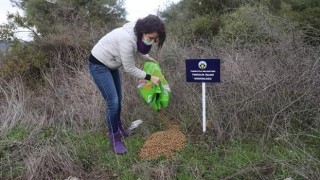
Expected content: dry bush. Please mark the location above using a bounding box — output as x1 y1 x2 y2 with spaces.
157 6 320 141
0 77 30 134
154 7 320 177
21 144 113 179
24 146 84 180
0 55 107 179
0 56 104 135
39 66 103 129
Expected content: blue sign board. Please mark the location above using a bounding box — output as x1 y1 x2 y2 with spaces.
186 59 220 82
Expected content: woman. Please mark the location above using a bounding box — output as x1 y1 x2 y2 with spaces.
88 15 166 154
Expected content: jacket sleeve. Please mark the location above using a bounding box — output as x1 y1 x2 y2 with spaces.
119 39 147 79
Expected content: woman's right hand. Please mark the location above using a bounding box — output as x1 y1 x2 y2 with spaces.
150 76 160 85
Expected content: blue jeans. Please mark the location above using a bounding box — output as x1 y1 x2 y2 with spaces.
89 62 122 133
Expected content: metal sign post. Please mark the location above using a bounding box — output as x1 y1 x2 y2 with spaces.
202 82 206 132
186 59 220 132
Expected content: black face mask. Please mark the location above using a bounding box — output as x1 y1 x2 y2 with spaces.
137 39 152 54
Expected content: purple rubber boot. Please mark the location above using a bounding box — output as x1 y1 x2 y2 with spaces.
109 130 127 155
119 120 133 138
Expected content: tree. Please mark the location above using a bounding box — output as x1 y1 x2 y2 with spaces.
0 0 127 81
160 0 243 40
8 0 126 38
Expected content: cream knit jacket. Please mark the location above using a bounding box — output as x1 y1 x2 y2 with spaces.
91 21 150 79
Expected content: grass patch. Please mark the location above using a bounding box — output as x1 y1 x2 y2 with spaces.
0 126 29 179
173 139 269 179
1 124 319 179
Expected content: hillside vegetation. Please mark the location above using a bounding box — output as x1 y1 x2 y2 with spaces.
0 0 319 179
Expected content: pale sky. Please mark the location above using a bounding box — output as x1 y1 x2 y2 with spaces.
0 0 180 40
0 0 17 24
125 0 180 21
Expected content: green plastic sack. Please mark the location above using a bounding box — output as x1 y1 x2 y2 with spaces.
138 62 171 111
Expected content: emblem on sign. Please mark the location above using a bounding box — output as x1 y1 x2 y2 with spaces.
198 61 207 69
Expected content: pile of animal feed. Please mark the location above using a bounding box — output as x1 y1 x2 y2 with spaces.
139 121 186 160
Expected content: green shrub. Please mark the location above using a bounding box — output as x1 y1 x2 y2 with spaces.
0 41 47 80
217 5 301 46
189 15 220 39
218 5 265 45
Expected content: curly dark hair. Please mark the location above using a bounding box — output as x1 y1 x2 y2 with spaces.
134 14 166 49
